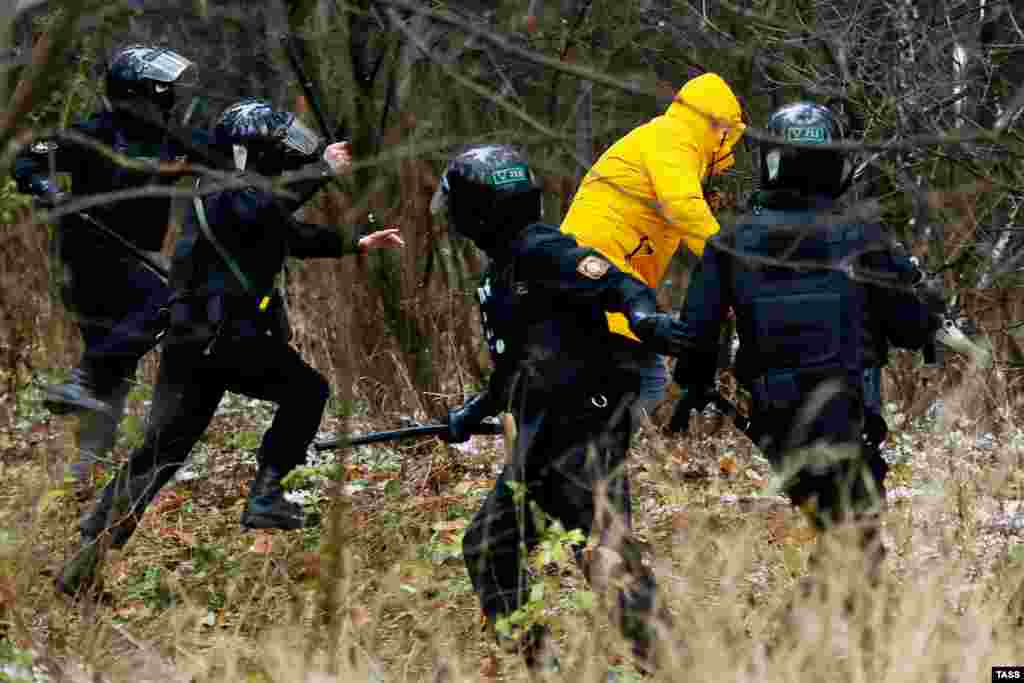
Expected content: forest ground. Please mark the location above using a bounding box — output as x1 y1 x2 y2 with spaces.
2 357 1024 682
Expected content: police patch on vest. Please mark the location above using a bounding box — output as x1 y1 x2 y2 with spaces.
577 255 610 280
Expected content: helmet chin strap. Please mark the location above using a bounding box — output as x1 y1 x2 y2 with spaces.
233 145 248 171
765 149 781 181
429 183 449 217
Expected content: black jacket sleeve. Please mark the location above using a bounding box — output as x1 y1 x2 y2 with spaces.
475 355 519 418
278 162 334 213
287 220 362 258
222 182 361 259
510 225 659 316
860 247 939 352
672 237 730 390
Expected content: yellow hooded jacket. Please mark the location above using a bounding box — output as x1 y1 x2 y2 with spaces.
561 72 745 339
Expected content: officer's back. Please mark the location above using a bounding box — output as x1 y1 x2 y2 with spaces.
722 196 933 409
673 102 939 544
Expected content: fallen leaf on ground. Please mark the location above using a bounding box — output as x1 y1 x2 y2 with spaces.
432 519 467 533
116 601 148 618
250 533 273 554
479 654 499 680
744 468 766 485
454 480 489 495
108 560 130 583
150 491 185 515
158 527 196 547
349 605 371 628
719 455 738 477
0 573 15 608
296 552 320 579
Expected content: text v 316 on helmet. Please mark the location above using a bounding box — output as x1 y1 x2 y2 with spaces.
760 102 852 199
430 144 543 253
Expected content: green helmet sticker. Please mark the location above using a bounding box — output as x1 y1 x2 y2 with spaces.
784 126 829 144
490 164 531 188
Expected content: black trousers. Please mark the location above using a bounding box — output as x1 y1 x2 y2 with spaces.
463 372 659 644
59 223 170 387
755 378 888 529
60 240 170 466
80 332 329 546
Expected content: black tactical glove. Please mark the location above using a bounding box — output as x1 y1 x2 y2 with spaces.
28 177 67 210
916 276 948 320
444 392 493 444
628 310 688 356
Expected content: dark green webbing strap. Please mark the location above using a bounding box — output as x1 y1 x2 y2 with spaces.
192 183 252 294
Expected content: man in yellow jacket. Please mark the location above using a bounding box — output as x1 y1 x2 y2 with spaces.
561 72 745 412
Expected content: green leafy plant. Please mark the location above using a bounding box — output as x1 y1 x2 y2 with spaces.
493 481 588 639
125 566 174 610
0 179 32 226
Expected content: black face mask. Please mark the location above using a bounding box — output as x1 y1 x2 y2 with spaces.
150 82 176 113
258 150 317 177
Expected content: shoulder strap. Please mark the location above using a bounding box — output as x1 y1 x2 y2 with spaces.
192 180 252 293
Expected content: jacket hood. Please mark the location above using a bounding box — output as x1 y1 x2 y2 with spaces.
666 73 745 176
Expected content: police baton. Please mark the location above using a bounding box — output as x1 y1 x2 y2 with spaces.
74 212 170 283
280 33 337 143
313 421 504 451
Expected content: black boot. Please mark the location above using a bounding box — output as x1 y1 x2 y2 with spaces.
55 535 104 599
43 366 114 417
241 465 304 530
62 378 130 491
493 622 558 674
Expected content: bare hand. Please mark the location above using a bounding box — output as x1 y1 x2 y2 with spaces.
357 227 405 253
323 142 352 176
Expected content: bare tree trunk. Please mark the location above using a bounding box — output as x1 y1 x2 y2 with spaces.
0 0 17 106
574 79 593 187
948 0 1024 287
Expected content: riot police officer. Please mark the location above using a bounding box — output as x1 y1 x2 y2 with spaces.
12 45 211 484
670 102 941 579
56 99 403 596
432 145 686 673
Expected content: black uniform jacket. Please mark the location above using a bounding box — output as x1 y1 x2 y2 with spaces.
673 194 937 399
474 222 660 414
13 109 213 253
166 174 360 347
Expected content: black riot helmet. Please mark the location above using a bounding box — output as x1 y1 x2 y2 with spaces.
430 144 543 254
106 45 197 114
760 102 852 199
214 99 323 176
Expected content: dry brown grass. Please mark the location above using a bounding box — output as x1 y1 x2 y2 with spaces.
2 124 1024 683
3 358 1024 682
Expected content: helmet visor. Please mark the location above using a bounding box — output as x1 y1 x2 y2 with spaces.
139 48 197 86
281 118 321 157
